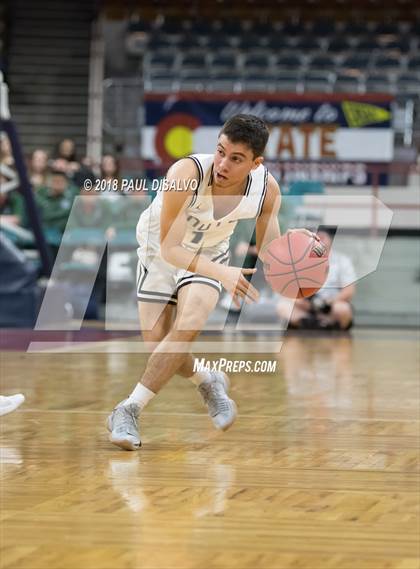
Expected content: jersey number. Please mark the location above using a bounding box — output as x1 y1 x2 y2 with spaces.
191 231 204 245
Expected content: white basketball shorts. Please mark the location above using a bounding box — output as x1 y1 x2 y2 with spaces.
136 230 230 305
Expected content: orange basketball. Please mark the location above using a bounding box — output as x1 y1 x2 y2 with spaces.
263 232 329 299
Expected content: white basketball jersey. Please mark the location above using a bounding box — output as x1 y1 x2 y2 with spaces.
137 153 268 253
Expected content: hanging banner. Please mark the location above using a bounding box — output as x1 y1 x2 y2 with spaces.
142 93 394 185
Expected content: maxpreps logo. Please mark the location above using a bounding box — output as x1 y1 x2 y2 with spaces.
342 101 391 128
154 113 201 162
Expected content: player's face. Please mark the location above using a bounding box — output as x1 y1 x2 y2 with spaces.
213 135 263 188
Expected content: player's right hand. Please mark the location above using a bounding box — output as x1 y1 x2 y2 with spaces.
219 266 260 307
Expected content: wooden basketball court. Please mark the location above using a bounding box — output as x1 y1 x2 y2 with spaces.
1 329 419 569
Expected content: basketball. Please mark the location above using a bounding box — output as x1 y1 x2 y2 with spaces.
263 232 330 299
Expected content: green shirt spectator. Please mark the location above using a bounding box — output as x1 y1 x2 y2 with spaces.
36 171 74 235
0 190 26 226
70 194 113 230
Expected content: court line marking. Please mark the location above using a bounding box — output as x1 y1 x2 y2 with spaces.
16 409 420 422
22 328 420 354
27 340 283 354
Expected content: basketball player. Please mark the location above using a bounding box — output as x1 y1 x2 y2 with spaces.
0 393 25 417
107 114 324 450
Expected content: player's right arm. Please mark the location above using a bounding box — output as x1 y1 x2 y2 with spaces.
160 159 259 305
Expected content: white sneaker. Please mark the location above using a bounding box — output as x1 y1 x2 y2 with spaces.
0 394 25 417
198 373 237 431
107 400 141 451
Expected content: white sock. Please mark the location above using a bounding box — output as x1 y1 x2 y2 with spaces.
188 370 212 387
124 383 155 411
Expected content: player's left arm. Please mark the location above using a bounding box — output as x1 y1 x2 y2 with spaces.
255 173 282 259
256 173 326 259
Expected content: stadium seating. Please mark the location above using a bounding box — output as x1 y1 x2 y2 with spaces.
308 54 337 72
334 72 362 93
408 56 420 71
327 37 353 54
302 71 334 93
365 72 394 93
133 13 420 97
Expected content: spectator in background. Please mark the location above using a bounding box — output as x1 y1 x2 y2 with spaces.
55 137 77 162
0 131 14 167
35 170 74 255
0 188 25 228
71 177 113 233
80 155 100 177
28 149 49 190
101 154 120 182
277 228 356 330
100 154 122 201
0 132 23 227
52 138 80 178
72 162 97 194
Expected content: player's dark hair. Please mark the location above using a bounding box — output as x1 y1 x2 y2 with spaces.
219 114 269 158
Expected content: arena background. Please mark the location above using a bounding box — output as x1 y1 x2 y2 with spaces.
1 0 419 331
0 1 419 568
